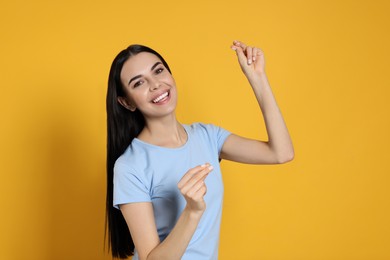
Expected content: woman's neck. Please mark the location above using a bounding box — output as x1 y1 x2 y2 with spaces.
138 114 187 148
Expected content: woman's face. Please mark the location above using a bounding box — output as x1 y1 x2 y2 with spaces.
118 52 177 119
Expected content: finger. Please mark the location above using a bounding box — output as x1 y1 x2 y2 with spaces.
246 46 253 65
186 176 207 197
192 185 207 200
231 45 249 67
180 166 212 194
178 164 207 189
255 48 265 64
255 48 263 55
230 43 244 52
257 48 264 57
179 165 213 193
252 48 258 62
233 40 247 51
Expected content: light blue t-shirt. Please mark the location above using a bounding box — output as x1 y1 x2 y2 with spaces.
113 123 231 260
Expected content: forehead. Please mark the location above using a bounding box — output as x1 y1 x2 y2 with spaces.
120 52 161 80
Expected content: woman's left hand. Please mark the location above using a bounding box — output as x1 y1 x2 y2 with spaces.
223 40 294 165
231 40 265 79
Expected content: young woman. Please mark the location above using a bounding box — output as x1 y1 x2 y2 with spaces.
106 40 294 260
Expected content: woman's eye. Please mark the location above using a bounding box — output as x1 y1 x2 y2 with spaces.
134 81 143 88
156 68 164 74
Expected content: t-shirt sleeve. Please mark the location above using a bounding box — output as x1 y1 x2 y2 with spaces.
215 125 231 154
201 123 231 154
113 162 151 209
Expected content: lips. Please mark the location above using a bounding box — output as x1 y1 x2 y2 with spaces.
152 91 169 103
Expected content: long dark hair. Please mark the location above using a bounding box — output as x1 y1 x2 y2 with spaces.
105 44 171 258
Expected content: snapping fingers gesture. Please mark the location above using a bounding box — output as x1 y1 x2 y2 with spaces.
231 40 266 78
177 164 213 213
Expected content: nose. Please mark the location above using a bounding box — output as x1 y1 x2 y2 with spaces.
149 77 161 91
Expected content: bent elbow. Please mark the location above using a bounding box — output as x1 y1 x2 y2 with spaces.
276 150 295 164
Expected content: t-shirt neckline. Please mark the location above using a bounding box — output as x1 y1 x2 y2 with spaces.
132 124 190 151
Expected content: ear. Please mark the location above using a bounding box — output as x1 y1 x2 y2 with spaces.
117 96 136 112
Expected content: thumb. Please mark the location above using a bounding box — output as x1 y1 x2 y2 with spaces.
231 46 248 67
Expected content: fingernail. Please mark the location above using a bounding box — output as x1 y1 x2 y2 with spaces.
248 60 252 65
208 165 214 170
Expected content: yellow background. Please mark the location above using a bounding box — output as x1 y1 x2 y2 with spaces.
1 0 389 259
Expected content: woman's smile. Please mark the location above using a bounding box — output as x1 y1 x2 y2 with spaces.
152 90 170 104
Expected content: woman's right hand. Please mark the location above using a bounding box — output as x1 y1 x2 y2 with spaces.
178 164 213 214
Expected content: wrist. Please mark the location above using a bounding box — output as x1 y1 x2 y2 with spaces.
245 69 266 81
247 71 268 87
183 206 205 220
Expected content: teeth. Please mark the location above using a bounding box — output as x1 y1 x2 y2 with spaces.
153 92 168 103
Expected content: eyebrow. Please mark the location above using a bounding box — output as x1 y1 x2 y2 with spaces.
128 61 162 86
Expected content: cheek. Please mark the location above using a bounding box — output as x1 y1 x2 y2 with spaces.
131 90 149 105
170 87 178 104
169 75 176 85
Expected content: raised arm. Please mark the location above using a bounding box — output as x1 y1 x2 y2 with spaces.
220 40 294 164
120 164 213 260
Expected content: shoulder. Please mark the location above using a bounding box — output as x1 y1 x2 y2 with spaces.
114 141 148 176
185 123 231 149
185 122 223 134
